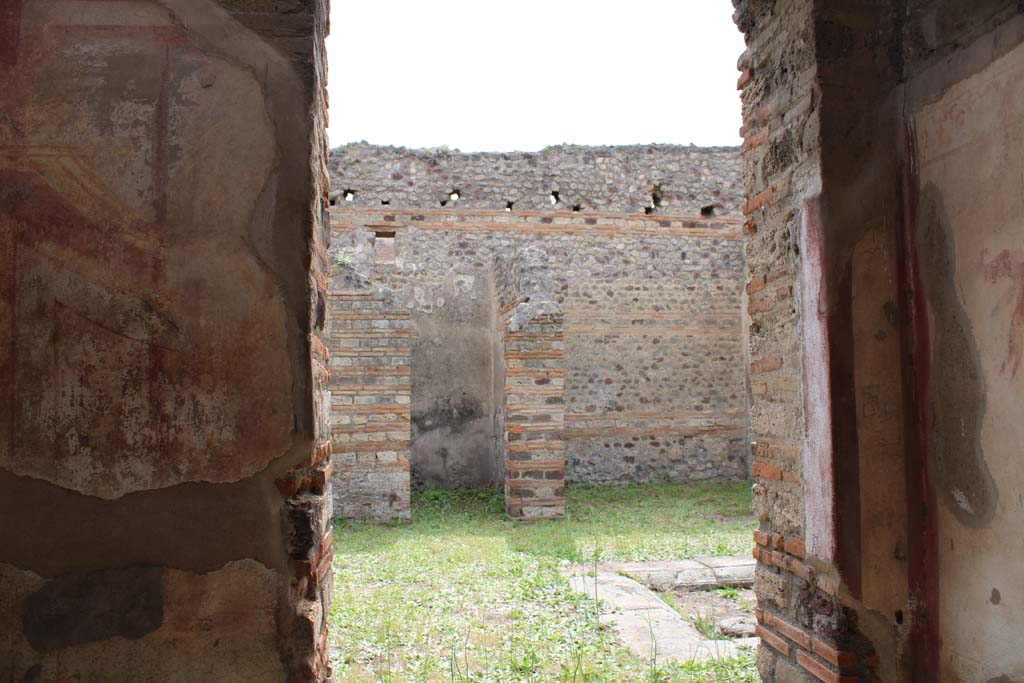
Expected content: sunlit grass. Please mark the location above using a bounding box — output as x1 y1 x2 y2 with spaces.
329 481 757 682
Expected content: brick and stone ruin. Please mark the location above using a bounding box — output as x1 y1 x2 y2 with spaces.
325 143 747 520
3 1 1024 681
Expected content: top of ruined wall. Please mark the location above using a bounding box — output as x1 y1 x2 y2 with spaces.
494 247 560 332
328 143 742 216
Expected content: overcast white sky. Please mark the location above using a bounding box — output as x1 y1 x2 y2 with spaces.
325 2 746 152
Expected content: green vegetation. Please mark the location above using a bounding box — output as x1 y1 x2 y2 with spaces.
329 482 757 682
712 587 743 604
658 592 682 613
688 612 723 641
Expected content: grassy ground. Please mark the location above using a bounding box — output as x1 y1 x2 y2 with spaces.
328 481 757 682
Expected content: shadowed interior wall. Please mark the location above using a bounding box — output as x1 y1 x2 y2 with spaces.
0 0 333 679
735 1 1024 682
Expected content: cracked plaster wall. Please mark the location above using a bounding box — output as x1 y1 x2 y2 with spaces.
0 0 332 679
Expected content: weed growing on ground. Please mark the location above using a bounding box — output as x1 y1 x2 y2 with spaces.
328 482 757 682
689 611 723 641
712 587 743 603
658 592 681 613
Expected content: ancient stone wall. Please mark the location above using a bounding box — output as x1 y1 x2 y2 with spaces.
0 0 332 679
733 0 863 681
329 143 742 216
736 1 1024 682
293 0 334 674
327 268 412 522
330 204 749 491
496 249 566 519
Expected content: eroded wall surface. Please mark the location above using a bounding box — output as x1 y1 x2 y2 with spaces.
330 206 749 491
912 31 1024 683
0 0 333 678
732 3 853 681
737 1 1024 682
329 143 741 215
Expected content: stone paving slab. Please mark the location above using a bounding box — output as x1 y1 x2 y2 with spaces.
599 555 755 591
565 565 759 664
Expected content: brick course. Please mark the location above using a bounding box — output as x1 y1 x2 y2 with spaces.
494 249 566 518
327 271 413 522
330 206 749 487
732 1 864 680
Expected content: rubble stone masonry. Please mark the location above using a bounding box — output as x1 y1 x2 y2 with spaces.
329 203 749 494
329 143 742 215
732 0 869 681
328 144 749 495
